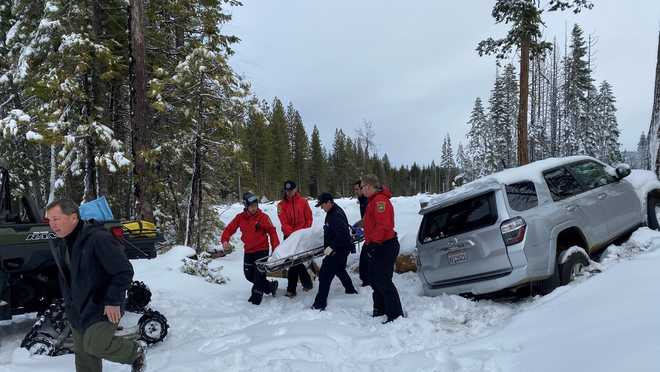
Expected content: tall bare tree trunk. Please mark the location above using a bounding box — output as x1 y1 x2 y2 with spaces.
130 0 153 221
47 145 57 203
518 36 530 165
185 76 205 252
550 39 558 157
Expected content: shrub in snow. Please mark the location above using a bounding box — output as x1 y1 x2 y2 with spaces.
181 252 229 285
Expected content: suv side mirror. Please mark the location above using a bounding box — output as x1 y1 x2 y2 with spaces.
615 163 631 180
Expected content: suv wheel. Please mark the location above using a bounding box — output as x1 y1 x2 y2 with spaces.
536 264 560 295
559 251 589 285
647 191 660 230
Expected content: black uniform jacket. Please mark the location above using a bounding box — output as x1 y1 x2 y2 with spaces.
51 221 134 331
324 204 353 255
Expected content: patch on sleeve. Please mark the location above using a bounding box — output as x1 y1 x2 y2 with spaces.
277 204 282 214
376 201 386 213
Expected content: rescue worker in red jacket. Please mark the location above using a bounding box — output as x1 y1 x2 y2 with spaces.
221 192 280 305
361 174 404 323
277 180 314 297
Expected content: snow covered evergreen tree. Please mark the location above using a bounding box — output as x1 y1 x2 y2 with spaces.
466 97 495 178
638 132 650 170
565 24 594 156
488 73 510 170
502 63 519 166
595 81 622 163
455 142 472 182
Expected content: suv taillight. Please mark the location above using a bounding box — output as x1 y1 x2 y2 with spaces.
110 226 124 238
501 217 526 246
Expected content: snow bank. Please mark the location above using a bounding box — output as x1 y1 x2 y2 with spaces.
457 228 660 372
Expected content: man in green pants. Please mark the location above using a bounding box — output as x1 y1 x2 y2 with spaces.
46 199 146 372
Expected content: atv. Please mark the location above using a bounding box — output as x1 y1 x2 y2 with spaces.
0 162 169 354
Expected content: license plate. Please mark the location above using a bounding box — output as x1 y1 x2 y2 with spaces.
448 250 467 265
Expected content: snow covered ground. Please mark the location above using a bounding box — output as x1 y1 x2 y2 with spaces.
2 193 660 371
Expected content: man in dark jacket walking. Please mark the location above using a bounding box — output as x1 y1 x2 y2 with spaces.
46 199 145 372
353 180 369 287
361 175 404 324
311 193 357 310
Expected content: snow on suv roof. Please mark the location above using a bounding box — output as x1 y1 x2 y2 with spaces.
423 155 595 213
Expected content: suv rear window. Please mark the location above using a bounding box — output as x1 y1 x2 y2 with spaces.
419 192 498 243
506 181 538 211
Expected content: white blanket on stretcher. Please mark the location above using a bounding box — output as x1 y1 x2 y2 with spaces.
268 227 324 261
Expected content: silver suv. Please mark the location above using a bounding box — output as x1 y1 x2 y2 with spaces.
416 156 660 296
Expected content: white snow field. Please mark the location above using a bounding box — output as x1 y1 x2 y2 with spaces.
2 177 660 371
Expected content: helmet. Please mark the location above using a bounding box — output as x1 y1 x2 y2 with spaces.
243 192 258 208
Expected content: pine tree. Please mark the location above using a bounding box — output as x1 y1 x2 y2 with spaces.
331 129 348 195
638 132 650 170
565 24 594 156
268 97 290 196
309 125 325 197
288 107 309 193
596 80 621 163
456 142 472 181
466 97 493 178
488 73 510 169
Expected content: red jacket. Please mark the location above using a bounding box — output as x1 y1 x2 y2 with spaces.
277 192 312 238
364 187 396 245
220 209 280 253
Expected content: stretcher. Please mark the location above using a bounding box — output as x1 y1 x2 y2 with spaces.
255 227 364 274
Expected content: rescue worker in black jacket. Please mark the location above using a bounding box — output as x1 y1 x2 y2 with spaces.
311 193 358 310
46 199 146 372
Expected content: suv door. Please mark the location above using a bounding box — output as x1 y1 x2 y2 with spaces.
567 160 642 239
417 191 512 287
543 166 606 250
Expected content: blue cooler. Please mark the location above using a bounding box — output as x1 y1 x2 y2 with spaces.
79 196 114 222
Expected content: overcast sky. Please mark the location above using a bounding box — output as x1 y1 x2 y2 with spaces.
225 1 660 167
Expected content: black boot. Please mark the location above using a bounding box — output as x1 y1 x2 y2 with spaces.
250 292 263 305
269 281 279 297
372 309 385 317
311 303 326 311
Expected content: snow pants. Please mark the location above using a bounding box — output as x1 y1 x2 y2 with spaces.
366 238 404 319
243 250 271 295
0 270 7 302
359 245 369 286
71 321 138 372
313 250 356 309
287 263 313 293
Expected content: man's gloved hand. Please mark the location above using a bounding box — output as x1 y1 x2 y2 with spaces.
324 246 334 256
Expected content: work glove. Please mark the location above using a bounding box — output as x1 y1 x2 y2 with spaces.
324 246 334 256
